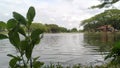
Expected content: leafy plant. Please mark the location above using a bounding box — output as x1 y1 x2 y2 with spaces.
105 41 120 64
0 6 44 68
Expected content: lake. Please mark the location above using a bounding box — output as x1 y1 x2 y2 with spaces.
0 33 115 68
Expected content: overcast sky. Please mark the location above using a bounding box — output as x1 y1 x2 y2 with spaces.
0 0 114 29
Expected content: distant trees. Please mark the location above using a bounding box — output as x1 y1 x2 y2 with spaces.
59 27 68 32
71 28 78 32
45 24 78 33
27 23 79 33
45 24 69 33
45 24 60 33
30 23 47 32
0 21 79 33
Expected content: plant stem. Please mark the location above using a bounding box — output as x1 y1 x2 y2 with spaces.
27 26 33 68
22 55 26 67
30 57 33 68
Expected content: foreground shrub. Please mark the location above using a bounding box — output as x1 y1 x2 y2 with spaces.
0 6 44 68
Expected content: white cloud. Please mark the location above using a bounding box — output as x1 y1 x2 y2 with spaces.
49 18 56 22
0 0 107 29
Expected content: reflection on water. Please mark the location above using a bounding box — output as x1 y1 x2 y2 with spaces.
84 32 120 52
33 33 107 66
0 33 118 68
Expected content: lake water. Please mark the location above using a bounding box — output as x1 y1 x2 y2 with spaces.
0 33 112 68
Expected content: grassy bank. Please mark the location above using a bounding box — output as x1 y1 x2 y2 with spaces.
42 63 120 68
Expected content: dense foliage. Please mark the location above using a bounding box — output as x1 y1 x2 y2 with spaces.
81 9 120 32
45 24 65 33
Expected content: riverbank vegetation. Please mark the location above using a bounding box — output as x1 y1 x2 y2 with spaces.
80 0 120 67
0 22 81 33
81 9 120 32
43 64 120 68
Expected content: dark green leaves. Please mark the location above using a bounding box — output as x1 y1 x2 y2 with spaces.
91 0 119 9
18 27 26 37
20 40 27 50
0 21 6 28
8 31 20 48
31 29 43 40
7 54 21 61
0 34 8 39
27 6 35 25
33 56 44 68
25 43 32 60
9 58 18 68
33 61 44 68
31 29 43 45
91 3 108 9
7 19 17 30
13 12 26 25
9 56 21 68
105 41 120 63
0 21 6 31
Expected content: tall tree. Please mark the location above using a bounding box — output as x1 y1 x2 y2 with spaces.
81 9 120 31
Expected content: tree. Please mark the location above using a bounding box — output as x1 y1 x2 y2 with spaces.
59 27 68 32
45 24 69 33
71 28 78 32
81 9 120 31
91 1 120 65
45 24 60 33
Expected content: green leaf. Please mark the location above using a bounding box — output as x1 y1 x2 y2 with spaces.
0 34 8 40
31 29 43 45
25 44 32 60
32 37 40 45
8 31 20 48
27 6 35 25
7 54 16 58
114 41 120 48
7 54 21 61
33 61 44 68
0 21 6 27
7 19 17 30
33 56 40 62
0 21 6 32
13 12 26 25
18 27 26 37
20 40 28 51
9 58 17 68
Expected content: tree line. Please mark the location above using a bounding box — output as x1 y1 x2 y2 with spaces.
30 23 80 33
0 22 80 33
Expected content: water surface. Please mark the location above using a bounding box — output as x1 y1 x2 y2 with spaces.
0 33 112 67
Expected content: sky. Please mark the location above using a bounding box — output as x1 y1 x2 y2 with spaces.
0 0 114 29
